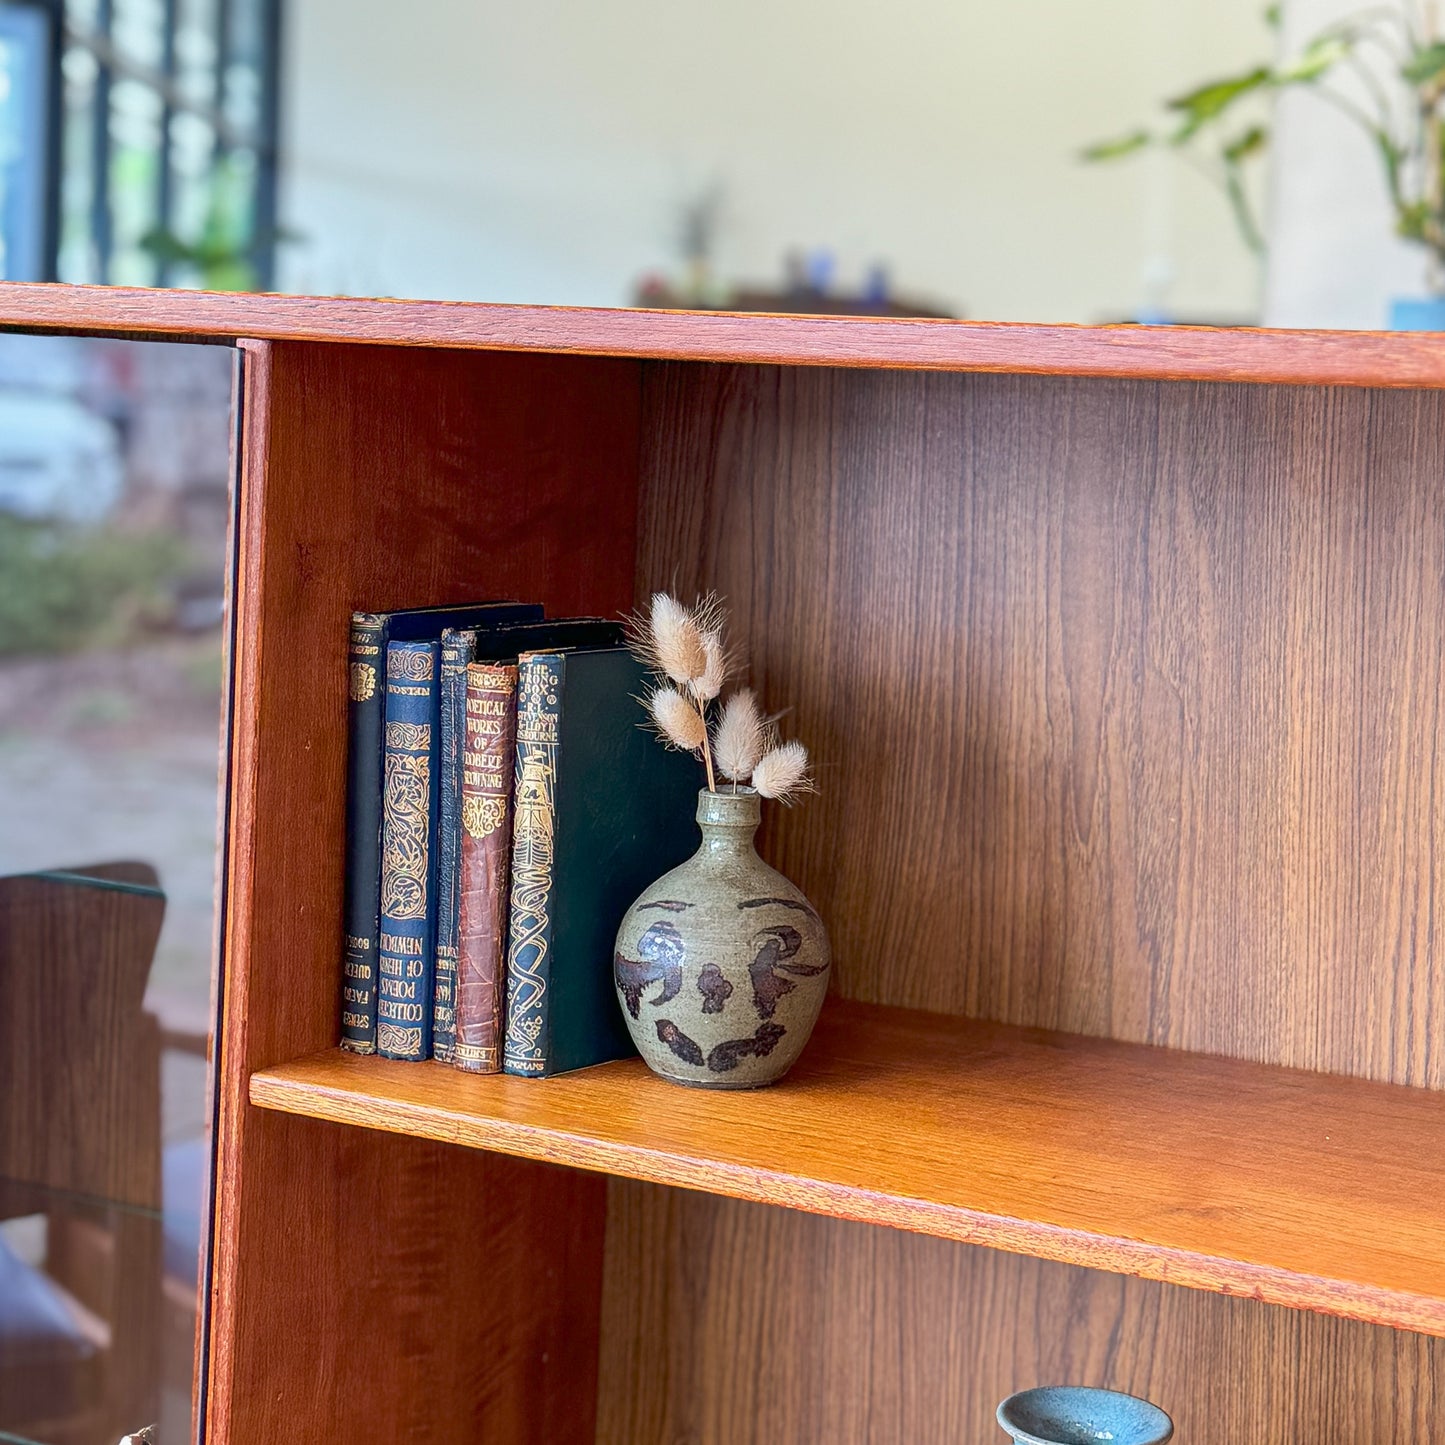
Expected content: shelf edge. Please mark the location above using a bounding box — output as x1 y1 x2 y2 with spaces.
248 1061 1445 1339
4 284 1445 387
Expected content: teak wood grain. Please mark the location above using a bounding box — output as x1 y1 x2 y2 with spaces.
205 339 640 1443
55 288 1438 1440
250 1000 1445 1336
637 364 1445 1088
5 281 1445 386
597 1182 1445 1445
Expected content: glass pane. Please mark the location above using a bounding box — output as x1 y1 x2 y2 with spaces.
57 43 99 284
0 332 232 1445
106 75 161 285
0 4 51 281
173 0 217 113
111 0 166 71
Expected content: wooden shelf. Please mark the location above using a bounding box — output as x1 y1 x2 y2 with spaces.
251 998 1445 1337
5 281 1445 387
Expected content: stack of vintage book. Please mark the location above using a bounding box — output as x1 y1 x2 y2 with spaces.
338 600 700 1076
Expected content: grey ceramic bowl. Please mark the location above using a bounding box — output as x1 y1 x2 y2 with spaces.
996 1386 1174 1445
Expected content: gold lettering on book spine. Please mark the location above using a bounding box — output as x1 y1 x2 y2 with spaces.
381 743 431 920
505 659 560 1066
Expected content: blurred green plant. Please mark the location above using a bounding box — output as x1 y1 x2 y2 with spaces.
1084 4 1445 275
139 158 296 291
0 514 193 656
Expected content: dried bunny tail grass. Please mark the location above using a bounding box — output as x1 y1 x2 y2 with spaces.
652 593 708 685
713 689 767 782
624 592 707 687
752 740 814 803
688 590 730 641
690 631 728 702
646 687 708 752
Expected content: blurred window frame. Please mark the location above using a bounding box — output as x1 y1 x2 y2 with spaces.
53 0 280 289
0 1 61 281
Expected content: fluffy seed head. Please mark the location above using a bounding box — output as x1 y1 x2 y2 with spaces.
691 631 728 702
713 689 767 782
649 592 708 686
752 740 813 803
647 687 707 752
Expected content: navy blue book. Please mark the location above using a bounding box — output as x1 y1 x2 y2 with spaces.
434 618 622 1069
503 647 701 1077
431 628 476 1063
340 599 541 1054
377 640 443 1060
340 613 387 1052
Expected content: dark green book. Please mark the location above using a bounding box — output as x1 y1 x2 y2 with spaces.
502 648 702 1076
437 619 624 1067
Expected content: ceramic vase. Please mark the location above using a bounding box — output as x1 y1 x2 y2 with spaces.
613 787 829 1088
996 1387 1173 1445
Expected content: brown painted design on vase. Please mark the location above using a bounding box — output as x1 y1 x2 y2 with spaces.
697 964 733 1013
615 787 829 1088
615 921 686 1019
655 1019 704 1066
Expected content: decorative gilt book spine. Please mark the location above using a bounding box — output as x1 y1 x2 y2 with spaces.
376 640 440 1061
432 628 475 1065
455 662 518 1073
502 653 563 1076
340 612 385 1053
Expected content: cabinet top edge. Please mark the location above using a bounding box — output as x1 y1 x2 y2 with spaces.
2 281 1444 388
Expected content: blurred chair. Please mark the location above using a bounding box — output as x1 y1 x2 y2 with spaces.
0 867 166 1444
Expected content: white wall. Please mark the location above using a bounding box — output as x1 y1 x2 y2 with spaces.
1264 0 1431 328
277 0 1270 323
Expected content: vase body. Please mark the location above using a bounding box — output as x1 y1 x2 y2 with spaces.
996 1387 1173 1445
613 787 830 1088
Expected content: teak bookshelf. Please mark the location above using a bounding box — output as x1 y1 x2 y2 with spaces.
3 282 1445 1442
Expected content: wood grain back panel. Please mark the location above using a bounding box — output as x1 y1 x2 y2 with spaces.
207 340 640 1444
637 364 1445 1086
597 1181 1445 1445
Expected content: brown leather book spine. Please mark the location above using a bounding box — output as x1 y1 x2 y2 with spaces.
454 662 518 1072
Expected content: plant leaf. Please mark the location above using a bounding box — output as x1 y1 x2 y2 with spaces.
1277 35 1350 83
1396 198 1430 240
1080 130 1152 162
1402 41 1445 83
1222 124 1269 163
1264 3 1282 28
1166 67 1272 121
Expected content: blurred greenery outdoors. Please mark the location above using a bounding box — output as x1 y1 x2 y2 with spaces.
0 513 195 656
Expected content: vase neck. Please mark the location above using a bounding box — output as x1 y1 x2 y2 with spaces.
695 787 761 857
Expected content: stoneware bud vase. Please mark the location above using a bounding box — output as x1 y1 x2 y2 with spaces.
613 786 830 1087
996 1387 1173 1445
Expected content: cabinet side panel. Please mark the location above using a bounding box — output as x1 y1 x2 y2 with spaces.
214 1115 605 1442
637 363 1445 1087
208 340 637 1442
597 1181 1442 1445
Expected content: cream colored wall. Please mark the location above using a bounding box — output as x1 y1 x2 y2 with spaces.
277 0 1268 323
1264 0 1429 328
